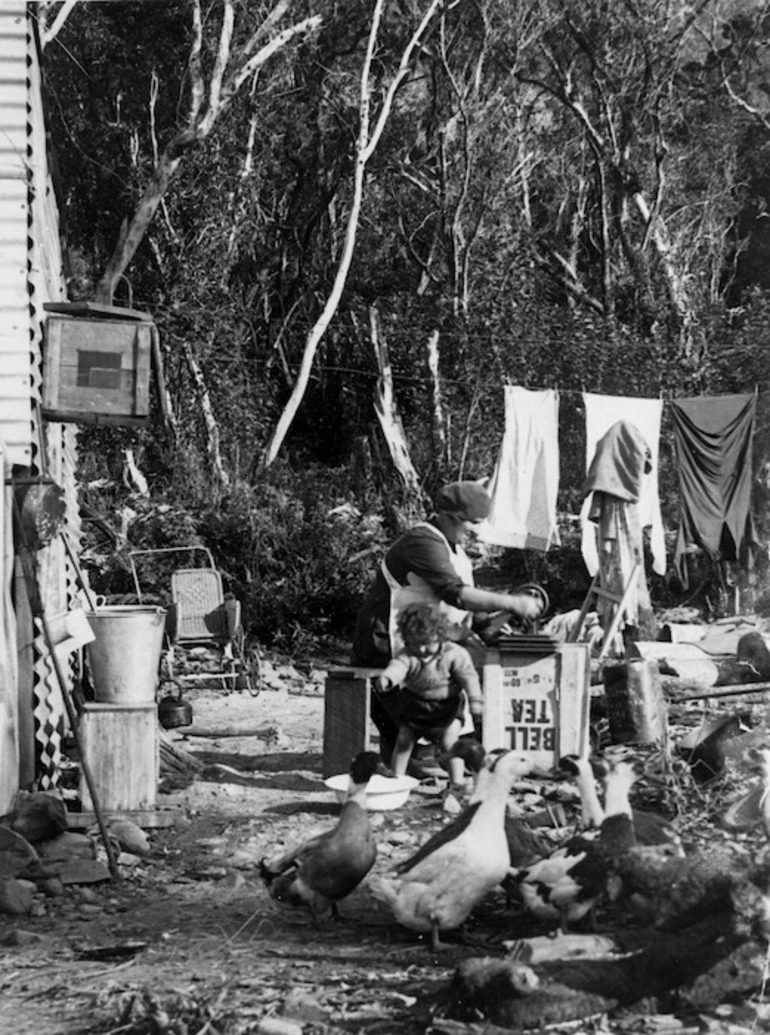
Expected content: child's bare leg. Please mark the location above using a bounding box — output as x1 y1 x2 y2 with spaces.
391 725 416 776
440 720 466 786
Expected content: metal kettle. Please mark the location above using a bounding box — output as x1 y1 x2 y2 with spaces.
157 681 193 729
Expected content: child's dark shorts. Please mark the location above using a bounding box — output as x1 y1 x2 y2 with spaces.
386 690 464 740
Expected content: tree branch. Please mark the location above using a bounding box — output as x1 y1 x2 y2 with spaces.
39 0 79 50
94 3 322 305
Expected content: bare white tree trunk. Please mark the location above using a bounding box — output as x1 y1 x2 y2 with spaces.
182 338 231 495
425 329 447 470
369 307 421 496
261 0 444 468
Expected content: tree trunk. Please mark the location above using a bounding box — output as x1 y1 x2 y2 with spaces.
426 330 447 475
369 307 422 497
261 0 444 469
182 338 231 494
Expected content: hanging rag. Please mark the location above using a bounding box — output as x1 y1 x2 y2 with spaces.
670 393 758 587
480 386 560 551
580 393 666 576
583 422 652 637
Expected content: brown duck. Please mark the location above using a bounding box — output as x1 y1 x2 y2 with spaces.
259 751 390 923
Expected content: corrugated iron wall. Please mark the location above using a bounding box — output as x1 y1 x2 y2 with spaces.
0 1 78 794
25 3 80 791
0 0 33 467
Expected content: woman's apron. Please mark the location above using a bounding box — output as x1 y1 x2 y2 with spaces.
381 522 476 734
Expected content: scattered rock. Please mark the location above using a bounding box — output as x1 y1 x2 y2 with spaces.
257 1018 303 1035
280 987 327 1022
220 870 246 889
0 826 40 877
58 859 111 885
108 818 150 856
442 792 463 816
10 790 68 843
0 876 35 915
117 851 143 868
36 831 94 861
38 876 65 898
76 903 103 919
387 831 413 845
1 928 48 947
75 885 101 903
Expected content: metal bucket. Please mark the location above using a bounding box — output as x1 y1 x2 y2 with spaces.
85 606 167 704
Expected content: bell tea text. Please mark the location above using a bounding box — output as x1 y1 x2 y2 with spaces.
505 696 555 752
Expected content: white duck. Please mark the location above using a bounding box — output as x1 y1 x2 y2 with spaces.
563 752 683 854
368 750 534 949
559 754 605 830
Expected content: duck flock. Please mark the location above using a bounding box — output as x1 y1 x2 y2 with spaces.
255 739 770 1026
258 737 763 941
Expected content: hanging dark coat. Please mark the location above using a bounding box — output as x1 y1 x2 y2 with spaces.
669 393 757 587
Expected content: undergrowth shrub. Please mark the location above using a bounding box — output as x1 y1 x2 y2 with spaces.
196 468 392 652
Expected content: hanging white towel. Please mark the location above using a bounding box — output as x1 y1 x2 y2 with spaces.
580 392 666 576
480 386 560 551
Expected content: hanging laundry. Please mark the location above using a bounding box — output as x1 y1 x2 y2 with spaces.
583 421 653 639
580 393 666 576
670 393 757 587
480 386 560 551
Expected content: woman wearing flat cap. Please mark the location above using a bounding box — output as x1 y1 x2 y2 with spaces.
351 480 545 770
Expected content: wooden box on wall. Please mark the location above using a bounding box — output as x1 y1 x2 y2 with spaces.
42 302 155 425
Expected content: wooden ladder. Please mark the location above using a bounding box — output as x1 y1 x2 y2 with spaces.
568 560 641 659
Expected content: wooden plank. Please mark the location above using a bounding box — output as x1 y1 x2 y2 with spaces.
481 648 505 752
67 808 181 830
323 672 374 778
556 644 591 758
629 641 713 662
79 702 158 811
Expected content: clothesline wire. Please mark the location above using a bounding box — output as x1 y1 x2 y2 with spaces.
308 362 765 397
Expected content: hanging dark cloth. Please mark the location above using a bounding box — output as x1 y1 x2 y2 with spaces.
670 393 757 587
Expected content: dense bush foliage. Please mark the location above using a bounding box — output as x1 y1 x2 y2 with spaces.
46 1 770 651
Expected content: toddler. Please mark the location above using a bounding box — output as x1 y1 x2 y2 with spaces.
375 602 482 790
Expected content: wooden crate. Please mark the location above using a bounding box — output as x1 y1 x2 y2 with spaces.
482 644 591 770
323 668 381 778
43 303 154 425
79 701 158 812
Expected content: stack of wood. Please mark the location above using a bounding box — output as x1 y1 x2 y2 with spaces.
158 729 203 791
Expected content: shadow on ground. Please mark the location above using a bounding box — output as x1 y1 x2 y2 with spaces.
263 800 339 816
192 748 322 772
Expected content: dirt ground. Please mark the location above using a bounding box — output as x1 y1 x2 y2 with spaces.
1 665 769 1035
